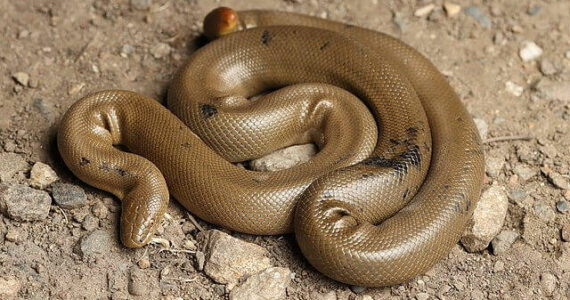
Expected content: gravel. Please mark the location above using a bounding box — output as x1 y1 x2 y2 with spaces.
51 183 87 209
229 267 292 300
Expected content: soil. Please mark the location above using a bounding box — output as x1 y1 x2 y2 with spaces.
1 0 569 299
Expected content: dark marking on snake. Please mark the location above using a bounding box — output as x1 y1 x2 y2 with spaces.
181 142 191 148
390 138 400 145
99 161 128 177
403 188 410 199
261 30 271 45
319 41 330 50
200 104 218 119
80 157 90 166
362 144 421 174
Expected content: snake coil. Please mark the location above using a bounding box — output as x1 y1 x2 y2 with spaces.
57 8 484 286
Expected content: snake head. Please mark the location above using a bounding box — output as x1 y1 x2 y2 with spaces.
203 7 240 40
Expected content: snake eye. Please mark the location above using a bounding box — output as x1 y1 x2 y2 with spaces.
203 7 239 40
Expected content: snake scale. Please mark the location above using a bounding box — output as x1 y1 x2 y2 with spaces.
57 7 484 286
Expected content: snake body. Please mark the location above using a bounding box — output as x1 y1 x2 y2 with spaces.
57 8 484 286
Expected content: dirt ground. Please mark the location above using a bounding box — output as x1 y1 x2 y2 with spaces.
1 0 570 299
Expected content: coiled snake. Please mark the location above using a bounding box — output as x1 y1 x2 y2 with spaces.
57 7 484 286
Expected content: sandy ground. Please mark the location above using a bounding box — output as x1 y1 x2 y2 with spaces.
1 0 570 299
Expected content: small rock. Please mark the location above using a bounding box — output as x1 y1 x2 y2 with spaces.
513 165 535 182
68 82 85 96
128 268 147 296
539 59 557 76
204 230 272 284
183 239 197 250
250 144 317 171
544 171 570 190
82 215 99 231
556 200 568 213
490 230 519 255
3 140 17 152
534 79 570 102
195 251 205 271
485 156 504 178
562 224 570 242
416 292 430 300
414 4 435 17
0 153 28 182
540 273 557 296
0 184 51 221
473 118 488 140
519 41 543 62
461 185 509 252
74 229 115 258
493 260 505 272
138 257 151 269
505 81 523 97
527 4 541 16
464 6 491 28
130 0 152 10
213 284 225 295
533 203 555 223
92 201 109 219
12 72 30 86
443 2 461 17
121 44 135 57
52 183 87 209
0 276 21 300
29 162 58 189
229 267 292 300
150 43 171 59
5 228 20 242
350 286 366 294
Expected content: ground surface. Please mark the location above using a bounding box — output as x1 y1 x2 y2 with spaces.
1 0 570 299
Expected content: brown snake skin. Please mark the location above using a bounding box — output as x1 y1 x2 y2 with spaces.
57 8 484 286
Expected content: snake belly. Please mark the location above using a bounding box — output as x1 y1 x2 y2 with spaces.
57 8 484 287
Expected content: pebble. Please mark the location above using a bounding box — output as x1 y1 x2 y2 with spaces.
3 140 17 152
121 44 135 57
128 268 147 296
138 257 151 269
150 42 171 59
5 228 20 242
51 183 87 209
485 155 504 178
490 230 519 255
0 276 21 300
545 171 570 190
11 72 30 86
493 260 505 272
534 79 570 102
519 41 543 62
540 273 557 296
461 185 509 252
505 81 523 97
92 201 109 219
527 4 541 16
250 144 317 171
539 59 557 76
130 0 152 10
0 184 51 221
556 200 568 213
82 215 99 231
74 229 115 258
566 50 570 59
29 162 58 189
203 230 272 284
443 2 461 17
0 153 28 182
229 267 292 300
414 4 435 17
350 286 366 294
562 224 570 242
195 250 205 271
533 203 555 223
473 118 488 140
68 82 85 96
416 292 430 300
213 284 225 296
464 6 491 28
513 165 535 182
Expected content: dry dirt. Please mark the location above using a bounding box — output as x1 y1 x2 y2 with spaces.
1 0 570 299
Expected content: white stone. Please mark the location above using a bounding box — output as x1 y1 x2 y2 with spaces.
461 185 509 252
204 230 272 285
414 4 435 17
29 162 58 189
250 144 317 171
505 81 523 97
12 72 29 86
150 42 171 59
229 267 292 300
519 41 543 62
443 2 461 17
